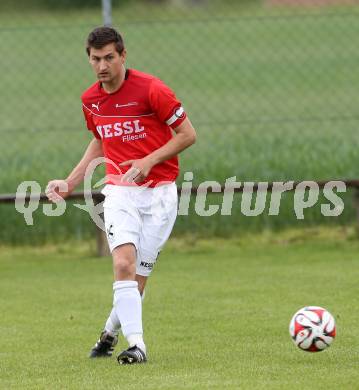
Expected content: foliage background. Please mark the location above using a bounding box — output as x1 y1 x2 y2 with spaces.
1 0 358 244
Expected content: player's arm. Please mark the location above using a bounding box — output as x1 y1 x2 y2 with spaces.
120 117 196 183
150 117 196 163
46 138 103 202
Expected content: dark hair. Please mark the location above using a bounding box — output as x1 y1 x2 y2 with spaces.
86 27 125 56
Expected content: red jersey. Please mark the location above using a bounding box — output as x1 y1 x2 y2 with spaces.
81 69 187 187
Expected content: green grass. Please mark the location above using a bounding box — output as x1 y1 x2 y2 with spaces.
1 3 359 243
1 227 359 389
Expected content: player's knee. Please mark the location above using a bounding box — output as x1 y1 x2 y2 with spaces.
114 256 135 277
112 245 136 278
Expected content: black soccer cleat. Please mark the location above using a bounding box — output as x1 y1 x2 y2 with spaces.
89 331 118 358
117 345 147 365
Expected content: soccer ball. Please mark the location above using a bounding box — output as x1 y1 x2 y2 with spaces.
289 306 336 352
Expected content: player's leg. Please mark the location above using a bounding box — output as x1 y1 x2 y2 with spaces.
90 275 146 358
102 274 146 333
117 183 177 364
111 243 147 358
116 272 149 365
136 274 147 296
90 185 145 360
108 273 147 365
104 274 146 335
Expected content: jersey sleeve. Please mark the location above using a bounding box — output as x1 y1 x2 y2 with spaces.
149 79 187 129
82 103 101 139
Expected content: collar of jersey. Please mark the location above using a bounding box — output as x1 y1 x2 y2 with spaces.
98 68 130 96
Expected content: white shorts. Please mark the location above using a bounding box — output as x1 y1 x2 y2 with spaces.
102 182 178 277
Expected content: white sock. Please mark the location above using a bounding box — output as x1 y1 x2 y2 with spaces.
104 287 146 335
104 307 121 335
113 280 146 352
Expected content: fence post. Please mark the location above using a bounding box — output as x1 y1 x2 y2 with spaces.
353 187 359 234
96 225 111 257
102 0 112 27
93 197 111 257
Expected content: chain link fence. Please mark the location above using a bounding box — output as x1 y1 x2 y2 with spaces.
1 0 358 243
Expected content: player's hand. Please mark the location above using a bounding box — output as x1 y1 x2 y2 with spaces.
45 180 71 203
119 157 155 184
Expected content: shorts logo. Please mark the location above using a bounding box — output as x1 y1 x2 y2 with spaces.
140 261 153 270
107 224 115 242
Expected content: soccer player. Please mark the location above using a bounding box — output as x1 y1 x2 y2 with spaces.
45 26 196 364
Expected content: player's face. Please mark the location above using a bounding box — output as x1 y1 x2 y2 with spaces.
89 43 126 83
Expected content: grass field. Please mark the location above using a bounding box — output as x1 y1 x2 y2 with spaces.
1 3 359 243
1 227 359 389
